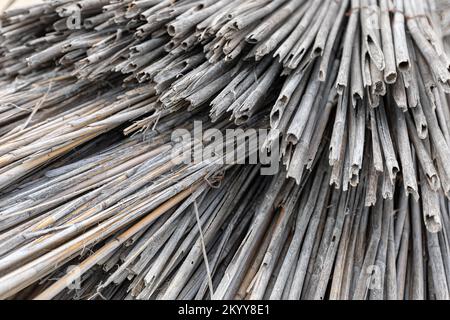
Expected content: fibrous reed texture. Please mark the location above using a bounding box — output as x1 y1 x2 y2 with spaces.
0 0 450 300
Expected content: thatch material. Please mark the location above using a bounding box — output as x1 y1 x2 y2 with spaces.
0 0 449 300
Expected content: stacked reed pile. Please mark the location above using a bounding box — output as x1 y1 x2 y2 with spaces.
0 0 449 299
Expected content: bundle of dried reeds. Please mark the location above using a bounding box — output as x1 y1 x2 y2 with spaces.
0 0 450 300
